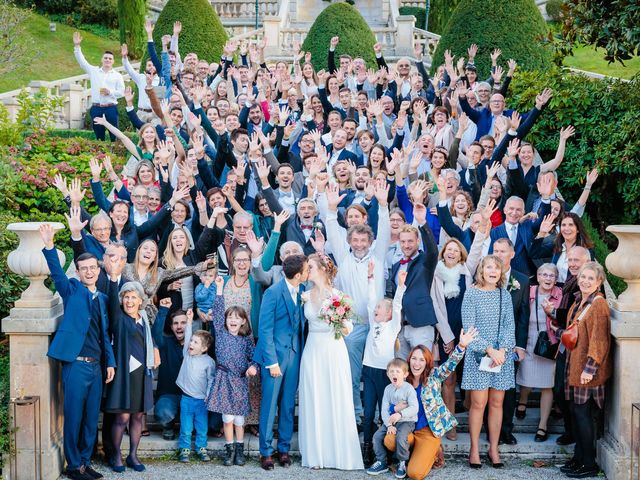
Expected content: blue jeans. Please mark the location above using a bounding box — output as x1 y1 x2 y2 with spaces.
90 104 118 141
344 322 369 422
61 360 103 470
178 395 208 450
155 394 180 427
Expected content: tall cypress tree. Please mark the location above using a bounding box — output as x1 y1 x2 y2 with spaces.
118 0 146 58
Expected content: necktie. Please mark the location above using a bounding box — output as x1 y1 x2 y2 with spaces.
399 258 411 265
509 224 517 245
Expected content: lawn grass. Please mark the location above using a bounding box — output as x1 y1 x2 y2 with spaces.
563 45 640 80
0 11 120 93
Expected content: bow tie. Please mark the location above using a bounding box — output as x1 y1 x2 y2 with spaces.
301 224 313 230
399 258 411 265
280 191 293 199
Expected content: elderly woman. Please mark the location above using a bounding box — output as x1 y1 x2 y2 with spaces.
383 328 478 479
560 262 611 478
516 263 563 442
104 279 156 472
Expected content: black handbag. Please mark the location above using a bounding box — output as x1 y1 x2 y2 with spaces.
533 288 559 360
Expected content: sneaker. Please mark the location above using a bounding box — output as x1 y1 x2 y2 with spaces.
395 460 407 478
566 464 600 478
178 448 191 463
366 461 389 475
162 427 175 441
197 447 210 462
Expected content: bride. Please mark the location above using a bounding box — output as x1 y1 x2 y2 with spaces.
298 253 364 470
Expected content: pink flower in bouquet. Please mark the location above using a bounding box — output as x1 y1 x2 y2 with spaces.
336 306 346 316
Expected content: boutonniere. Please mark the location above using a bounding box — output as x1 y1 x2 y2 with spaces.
300 291 310 304
313 221 323 231
508 277 521 292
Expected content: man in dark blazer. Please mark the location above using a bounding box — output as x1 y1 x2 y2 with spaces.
489 174 554 276
387 203 439 359
492 237 530 445
40 224 116 480
326 129 362 168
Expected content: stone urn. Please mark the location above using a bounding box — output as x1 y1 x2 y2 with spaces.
605 225 640 311
7 222 65 309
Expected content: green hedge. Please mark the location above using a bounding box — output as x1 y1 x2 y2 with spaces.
507 68 640 228
150 0 227 64
582 214 626 296
301 2 377 71
432 0 553 78
545 0 564 22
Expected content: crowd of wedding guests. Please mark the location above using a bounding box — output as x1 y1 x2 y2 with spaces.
46 20 611 480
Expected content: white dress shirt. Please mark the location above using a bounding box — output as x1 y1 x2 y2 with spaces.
74 47 125 105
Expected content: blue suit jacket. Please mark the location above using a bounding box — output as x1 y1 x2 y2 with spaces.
326 146 362 166
489 201 550 276
43 248 116 368
253 279 305 367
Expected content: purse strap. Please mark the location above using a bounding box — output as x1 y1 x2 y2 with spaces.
495 288 502 348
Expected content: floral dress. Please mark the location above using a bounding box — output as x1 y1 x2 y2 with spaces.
223 279 260 424
206 295 256 416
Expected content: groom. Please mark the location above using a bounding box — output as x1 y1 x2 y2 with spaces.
253 254 309 470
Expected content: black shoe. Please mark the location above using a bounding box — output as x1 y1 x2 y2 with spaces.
501 432 518 445
560 459 580 474
362 442 374 468
223 443 235 467
486 453 504 469
162 426 175 440
468 462 482 469
566 464 600 478
234 442 246 466
64 469 92 480
534 428 549 442
556 433 576 445
515 403 527 420
82 465 104 479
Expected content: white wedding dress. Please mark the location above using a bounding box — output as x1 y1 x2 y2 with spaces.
298 289 364 470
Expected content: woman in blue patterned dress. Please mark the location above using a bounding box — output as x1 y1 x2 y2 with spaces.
461 255 516 469
205 276 258 467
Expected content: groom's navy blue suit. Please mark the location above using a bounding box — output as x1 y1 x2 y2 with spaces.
253 278 306 457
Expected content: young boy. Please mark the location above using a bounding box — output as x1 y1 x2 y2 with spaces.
367 357 418 479
361 263 404 466
194 268 217 327
176 308 215 463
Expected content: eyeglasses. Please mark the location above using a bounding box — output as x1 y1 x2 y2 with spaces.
132 194 149 199
538 273 557 279
234 226 251 231
92 226 110 232
78 265 99 273
234 258 250 264
106 253 128 260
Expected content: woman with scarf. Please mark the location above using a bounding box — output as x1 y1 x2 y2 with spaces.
431 201 492 440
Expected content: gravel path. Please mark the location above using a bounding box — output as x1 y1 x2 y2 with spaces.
87 457 580 480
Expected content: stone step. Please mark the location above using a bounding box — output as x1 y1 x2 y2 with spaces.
109 430 572 460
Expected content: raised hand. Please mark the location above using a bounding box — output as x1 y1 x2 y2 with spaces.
412 202 427 226
195 190 207 212
64 206 88 236
173 20 182 36
69 178 86 206
73 31 82 46
245 230 265 257
490 48 502 65
53 174 69 197
538 213 557 237
485 161 500 182
507 58 517 75
120 43 128 58
39 223 55 249
89 157 103 181
330 36 340 49
144 20 154 37
507 138 521 158
537 173 555 199
467 43 478 62
510 110 521 132
536 88 553 109
586 168 599 188
159 297 172 309
273 209 291 231
309 228 326 254
255 157 271 183
374 180 390 207
458 326 479 348
373 42 382 55
492 65 504 83
326 182 346 212
559 125 576 141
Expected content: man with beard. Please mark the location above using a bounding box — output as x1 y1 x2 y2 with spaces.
324 180 390 428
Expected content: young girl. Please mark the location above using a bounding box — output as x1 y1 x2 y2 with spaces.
206 276 258 467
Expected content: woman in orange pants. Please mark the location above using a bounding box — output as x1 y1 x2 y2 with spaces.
384 328 477 479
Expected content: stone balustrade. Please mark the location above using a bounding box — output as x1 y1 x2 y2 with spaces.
211 0 279 19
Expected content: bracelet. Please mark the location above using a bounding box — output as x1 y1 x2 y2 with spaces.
584 186 591 191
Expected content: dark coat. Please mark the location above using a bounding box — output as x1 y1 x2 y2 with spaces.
508 269 530 350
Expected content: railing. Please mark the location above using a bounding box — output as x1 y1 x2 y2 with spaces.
372 27 397 51
399 0 426 6
210 0 279 19
0 64 138 130
279 28 307 52
229 27 265 44
413 27 441 56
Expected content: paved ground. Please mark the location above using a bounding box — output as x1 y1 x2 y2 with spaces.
87 457 589 480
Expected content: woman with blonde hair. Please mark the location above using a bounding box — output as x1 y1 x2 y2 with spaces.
461 254 515 469
431 201 493 440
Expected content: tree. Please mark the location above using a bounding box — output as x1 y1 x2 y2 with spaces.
301 2 377 71
431 0 552 77
152 0 227 64
558 0 640 64
399 0 462 34
0 0 36 75
118 0 146 59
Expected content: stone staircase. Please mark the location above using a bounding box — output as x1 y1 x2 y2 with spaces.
105 398 571 459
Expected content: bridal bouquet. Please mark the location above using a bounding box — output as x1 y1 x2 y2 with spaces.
318 292 357 340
